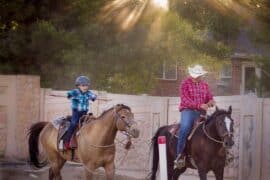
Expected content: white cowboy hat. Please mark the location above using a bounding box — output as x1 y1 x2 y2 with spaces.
188 65 207 78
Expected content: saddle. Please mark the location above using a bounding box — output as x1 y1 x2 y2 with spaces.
169 116 206 140
57 113 96 151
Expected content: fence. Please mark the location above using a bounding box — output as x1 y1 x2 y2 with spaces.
0 75 269 180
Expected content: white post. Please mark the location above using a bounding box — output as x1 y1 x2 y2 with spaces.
158 136 168 180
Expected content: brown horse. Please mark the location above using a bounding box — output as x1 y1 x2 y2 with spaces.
149 106 234 180
28 104 140 180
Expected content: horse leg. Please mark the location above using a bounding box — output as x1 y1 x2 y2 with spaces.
84 169 93 180
83 163 95 180
172 167 187 180
48 156 66 180
198 169 207 180
213 168 224 180
165 157 175 180
104 162 115 180
166 156 186 180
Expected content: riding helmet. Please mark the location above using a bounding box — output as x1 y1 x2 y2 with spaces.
75 76 90 86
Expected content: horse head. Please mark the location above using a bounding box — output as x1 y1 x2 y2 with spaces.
213 106 234 148
114 104 140 138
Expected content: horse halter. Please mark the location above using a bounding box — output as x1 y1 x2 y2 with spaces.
113 106 136 136
203 113 233 146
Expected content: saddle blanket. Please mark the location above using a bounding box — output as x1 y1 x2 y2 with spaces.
52 117 66 130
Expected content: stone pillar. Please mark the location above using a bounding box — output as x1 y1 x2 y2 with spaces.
0 75 41 160
0 85 8 158
0 75 17 160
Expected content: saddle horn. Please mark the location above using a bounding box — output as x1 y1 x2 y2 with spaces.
228 106 232 114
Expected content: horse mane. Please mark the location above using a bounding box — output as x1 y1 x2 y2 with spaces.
206 108 229 124
97 104 131 119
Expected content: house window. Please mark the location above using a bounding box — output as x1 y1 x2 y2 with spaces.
220 64 232 78
241 62 261 95
244 66 256 94
156 62 178 80
217 64 232 95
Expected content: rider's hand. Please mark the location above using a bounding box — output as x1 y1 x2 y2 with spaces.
67 94 72 99
200 104 208 111
207 100 216 107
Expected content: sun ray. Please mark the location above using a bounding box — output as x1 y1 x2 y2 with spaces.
99 0 148 31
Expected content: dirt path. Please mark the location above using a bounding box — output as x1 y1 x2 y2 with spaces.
0 162 143 180
0 161 220 180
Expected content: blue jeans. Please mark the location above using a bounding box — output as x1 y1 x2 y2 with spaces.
64 109 87 142
176 109 200 156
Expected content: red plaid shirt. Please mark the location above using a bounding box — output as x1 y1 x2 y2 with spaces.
179 77 213 111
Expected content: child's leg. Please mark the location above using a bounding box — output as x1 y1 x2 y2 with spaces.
64 110 87 143
64 109 80 143
79 111 87 117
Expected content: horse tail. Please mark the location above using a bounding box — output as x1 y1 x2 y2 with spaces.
28 121 48 168
148 126 167 180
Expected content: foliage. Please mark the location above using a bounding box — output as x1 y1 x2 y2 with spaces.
0 0 269 94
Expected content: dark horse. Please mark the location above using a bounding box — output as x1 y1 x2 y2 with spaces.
149 106 234 180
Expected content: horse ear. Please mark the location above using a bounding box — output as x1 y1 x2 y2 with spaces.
228 106 232 114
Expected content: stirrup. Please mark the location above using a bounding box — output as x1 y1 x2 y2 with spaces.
64 141 71 150
174 155 186 169
59 140 64 151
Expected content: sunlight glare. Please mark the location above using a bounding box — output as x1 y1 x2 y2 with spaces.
152 0 168 11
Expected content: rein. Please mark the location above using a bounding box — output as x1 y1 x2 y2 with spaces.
202 122 224 144
86 134 131 148
202 113 232 145
88 143 115 148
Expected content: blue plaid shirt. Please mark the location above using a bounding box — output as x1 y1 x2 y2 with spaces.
67 89 97 112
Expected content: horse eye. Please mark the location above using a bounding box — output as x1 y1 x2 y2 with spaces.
121 115 126 119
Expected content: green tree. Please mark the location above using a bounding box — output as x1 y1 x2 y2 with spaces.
1 0 269 94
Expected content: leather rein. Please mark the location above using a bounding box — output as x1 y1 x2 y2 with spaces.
202 113 233 145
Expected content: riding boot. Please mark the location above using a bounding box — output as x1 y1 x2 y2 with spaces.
174 154 186 169
64 141 71 150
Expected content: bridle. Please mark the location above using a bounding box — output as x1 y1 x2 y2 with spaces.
202 113 233 146
113 106 136 137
